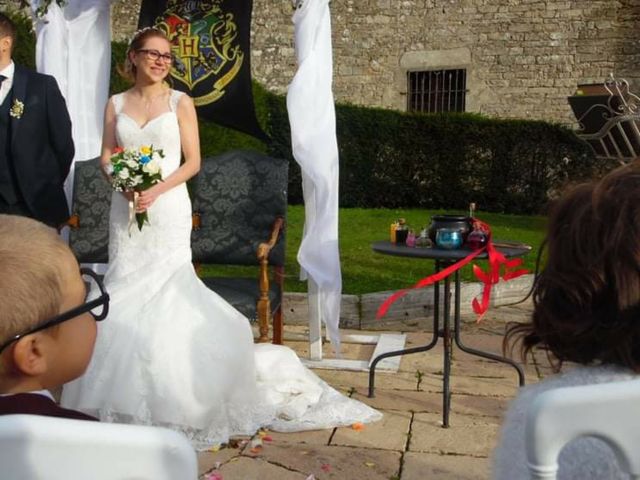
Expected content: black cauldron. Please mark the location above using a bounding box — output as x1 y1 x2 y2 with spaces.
427 215 473 243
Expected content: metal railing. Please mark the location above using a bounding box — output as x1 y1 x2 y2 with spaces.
573 75 640 163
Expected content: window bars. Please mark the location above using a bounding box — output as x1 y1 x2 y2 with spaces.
407 69 467 113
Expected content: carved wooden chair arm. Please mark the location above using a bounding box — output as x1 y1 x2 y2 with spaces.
257 216 285 261
256 216 285 343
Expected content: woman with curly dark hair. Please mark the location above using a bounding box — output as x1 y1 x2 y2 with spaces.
493 162 640 480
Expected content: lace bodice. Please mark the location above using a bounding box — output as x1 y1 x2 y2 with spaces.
111 90 184 178
105 89 192 281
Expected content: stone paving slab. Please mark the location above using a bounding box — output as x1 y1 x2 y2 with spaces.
212 456 309 480
401 451 490 480
450 373 522 397
396 347 535 384
330 409 411 451
449 393 510 419
314 367 419 390
265 428 334 446
285 338 377 362
450 356 534 379
351 389 509 419
243 442 401 480
198 446 242 477
409 412 500 457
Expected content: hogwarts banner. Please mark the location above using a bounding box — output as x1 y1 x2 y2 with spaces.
138 0 267 140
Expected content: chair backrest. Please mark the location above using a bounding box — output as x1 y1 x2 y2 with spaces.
570 76 640 162
191 150 288 266
68 158 111 264
0 414 198 480
525 380 640 480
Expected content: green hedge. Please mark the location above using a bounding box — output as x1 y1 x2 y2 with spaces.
267 99 611 214
6 10 35 69
10 11 610 214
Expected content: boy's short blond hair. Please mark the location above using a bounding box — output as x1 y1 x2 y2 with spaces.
0 215 72 345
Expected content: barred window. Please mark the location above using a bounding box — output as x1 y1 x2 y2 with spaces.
407 69 467 113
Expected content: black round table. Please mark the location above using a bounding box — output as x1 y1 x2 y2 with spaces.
369 240 531 427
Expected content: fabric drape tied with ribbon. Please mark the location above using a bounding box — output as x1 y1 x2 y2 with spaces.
377 219 529 321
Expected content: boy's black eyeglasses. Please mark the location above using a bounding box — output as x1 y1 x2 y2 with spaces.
0 268 109 354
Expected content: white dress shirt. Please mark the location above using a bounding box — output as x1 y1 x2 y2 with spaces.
0 389 55 400
0 61 15 106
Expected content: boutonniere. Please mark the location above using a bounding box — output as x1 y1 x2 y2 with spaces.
9 99 24 119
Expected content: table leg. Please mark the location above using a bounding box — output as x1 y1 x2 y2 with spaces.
452 269 525 387
368 262 442 398
442 264 452 428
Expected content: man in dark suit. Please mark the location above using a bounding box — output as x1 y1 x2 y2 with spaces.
0 13 74 228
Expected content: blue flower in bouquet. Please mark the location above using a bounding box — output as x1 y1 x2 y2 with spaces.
139 155 151 165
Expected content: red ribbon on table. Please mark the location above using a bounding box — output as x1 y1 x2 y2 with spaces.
376 219 529 322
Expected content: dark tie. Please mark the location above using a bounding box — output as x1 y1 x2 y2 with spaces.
0 75 6 105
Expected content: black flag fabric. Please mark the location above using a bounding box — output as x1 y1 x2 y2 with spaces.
138 0 267 140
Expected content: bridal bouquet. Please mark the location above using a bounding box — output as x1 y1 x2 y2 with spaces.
107 145 164 232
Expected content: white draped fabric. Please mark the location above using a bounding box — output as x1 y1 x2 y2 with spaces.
287 0 342 351
31 0 112 204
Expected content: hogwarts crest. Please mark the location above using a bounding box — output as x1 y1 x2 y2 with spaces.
156 0 244 106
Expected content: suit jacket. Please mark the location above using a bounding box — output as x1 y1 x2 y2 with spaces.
7 64 74 227
0 393 97 421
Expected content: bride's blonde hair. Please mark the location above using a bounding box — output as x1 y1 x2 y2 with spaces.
119 27 170 83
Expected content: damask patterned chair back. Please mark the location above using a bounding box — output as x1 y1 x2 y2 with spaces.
191 150 287 266
191 150 288 343
67 158 111 264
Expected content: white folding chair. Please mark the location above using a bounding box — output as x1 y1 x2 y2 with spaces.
525 379 640 479
0 414 198 480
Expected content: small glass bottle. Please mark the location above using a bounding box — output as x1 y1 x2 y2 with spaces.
466 230 488 250
395 218 409 244
389 220 399 243
416 227 432 248
469 202 477 219
406 229 416 247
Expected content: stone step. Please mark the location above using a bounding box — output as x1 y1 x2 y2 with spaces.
283 274 534 331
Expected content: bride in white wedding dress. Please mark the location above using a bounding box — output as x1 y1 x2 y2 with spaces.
61 28 380 449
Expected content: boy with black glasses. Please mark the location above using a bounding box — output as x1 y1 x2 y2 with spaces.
0 215 108 420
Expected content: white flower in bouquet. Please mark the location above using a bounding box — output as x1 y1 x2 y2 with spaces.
143 160 161 175
109 145 164 231
125 159 139 169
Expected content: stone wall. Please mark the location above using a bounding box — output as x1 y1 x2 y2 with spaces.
2 0 638 124
250 0 639 125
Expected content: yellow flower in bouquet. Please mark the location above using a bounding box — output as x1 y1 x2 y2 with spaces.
107 145 164 231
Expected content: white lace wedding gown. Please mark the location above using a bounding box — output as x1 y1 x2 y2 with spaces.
61 90 381 449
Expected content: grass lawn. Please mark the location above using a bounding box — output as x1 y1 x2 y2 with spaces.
203 206 546 295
